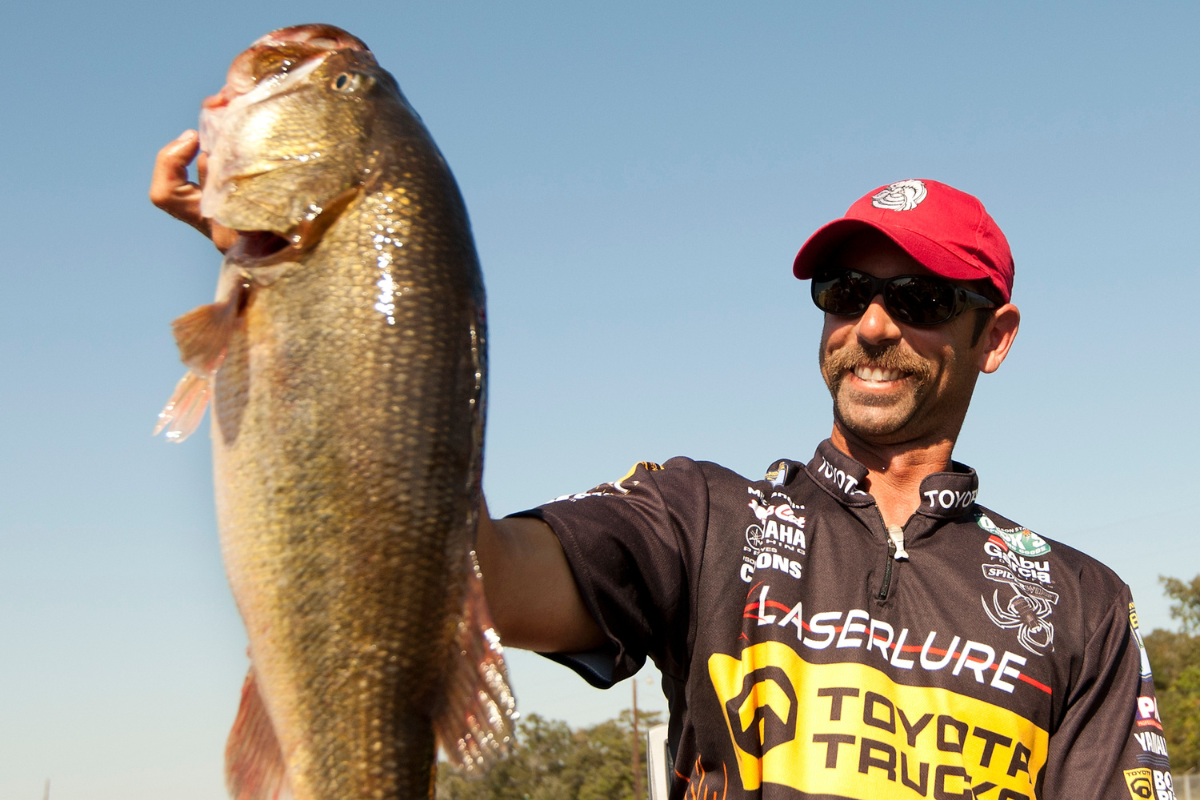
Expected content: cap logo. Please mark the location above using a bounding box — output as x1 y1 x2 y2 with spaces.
871 180 927 212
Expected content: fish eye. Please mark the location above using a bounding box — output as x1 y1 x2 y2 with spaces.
332 72 360 92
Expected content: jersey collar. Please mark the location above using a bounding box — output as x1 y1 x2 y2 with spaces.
805 440 872 505
804 439 980 519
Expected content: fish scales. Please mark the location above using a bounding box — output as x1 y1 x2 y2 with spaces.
156 24 511 800
217 187 481 797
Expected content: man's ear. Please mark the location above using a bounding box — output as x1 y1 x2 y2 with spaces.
978 304 1020 374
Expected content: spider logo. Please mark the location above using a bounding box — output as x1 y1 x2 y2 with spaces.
982 585 1056 655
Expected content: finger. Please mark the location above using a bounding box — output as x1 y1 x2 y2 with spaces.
150 130 211 237
149 130 200 206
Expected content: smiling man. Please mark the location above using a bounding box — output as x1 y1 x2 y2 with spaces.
152 148 1169 799
476 180 1171 799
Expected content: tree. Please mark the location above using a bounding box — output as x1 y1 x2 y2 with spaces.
437 708 664 800
1143 574 1200 771
1161 575 1200 635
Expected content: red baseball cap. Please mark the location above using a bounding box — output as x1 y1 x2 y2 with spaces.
792 179 1014 302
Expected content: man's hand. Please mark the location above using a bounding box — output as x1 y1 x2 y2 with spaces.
476 499 606 653
149 130 238 253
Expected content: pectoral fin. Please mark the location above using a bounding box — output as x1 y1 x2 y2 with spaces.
433 550 518 771
225 669 293 800
152 371 211 442
155 278 250 443
171 279 247 375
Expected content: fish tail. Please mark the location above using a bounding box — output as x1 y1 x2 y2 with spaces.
433 550 518 772
225 669 293 800
153 371 211 442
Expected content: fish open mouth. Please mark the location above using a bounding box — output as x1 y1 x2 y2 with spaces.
227 186 363 267
234 230 292 261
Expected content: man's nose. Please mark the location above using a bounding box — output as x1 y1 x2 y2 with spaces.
855 295 903 345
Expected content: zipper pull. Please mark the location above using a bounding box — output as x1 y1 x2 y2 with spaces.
886 525 909 561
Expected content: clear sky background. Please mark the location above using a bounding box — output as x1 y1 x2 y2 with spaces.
1 3 1197 798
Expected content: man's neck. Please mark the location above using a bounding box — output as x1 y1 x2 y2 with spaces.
829 425 957 529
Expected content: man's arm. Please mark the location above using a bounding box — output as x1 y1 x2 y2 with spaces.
1041 590 1170 798
476 499 606 653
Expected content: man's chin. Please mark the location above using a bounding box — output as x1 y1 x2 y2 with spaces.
833 393 918 440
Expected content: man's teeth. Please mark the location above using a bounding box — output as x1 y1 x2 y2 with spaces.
854 365 903 382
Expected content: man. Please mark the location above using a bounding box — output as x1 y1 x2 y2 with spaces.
154 138 1169 798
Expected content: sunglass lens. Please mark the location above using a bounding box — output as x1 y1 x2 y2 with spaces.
885 276 956 325
813 271 874 315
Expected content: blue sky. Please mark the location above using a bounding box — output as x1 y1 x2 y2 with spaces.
1 3 1197 798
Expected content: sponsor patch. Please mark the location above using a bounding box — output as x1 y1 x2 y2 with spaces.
1137 696 1163 730
550 460 662 502
1125 768 1154 799
709 643 1048 797
741 488 806 583
976 512 1050 557
765 460 791 487
1153 769 1178 800
1133 731 1171 769
922 487 978 512
740 588 1044 697
1129 602 1154 681
613 461 661 493
815 457 867 496
979 523 1057 656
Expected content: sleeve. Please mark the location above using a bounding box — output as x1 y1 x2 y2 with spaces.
509 458 710 689
1040 588 1174 800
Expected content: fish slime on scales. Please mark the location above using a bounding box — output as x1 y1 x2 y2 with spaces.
154 22 515 800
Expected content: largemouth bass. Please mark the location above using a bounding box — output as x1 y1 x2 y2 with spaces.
155 24 515 799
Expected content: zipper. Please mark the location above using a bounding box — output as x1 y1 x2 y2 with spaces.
876 539 896 600
886 525 910 560
869 506 901 600
877 527 912 600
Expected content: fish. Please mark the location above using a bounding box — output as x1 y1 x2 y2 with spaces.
154 24 515 799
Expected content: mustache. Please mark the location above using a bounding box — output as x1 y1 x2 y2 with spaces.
822 343 934 383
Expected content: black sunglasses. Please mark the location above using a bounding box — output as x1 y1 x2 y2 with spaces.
811 269 996 326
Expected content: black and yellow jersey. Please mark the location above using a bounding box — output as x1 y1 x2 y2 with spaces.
520 439 1171 800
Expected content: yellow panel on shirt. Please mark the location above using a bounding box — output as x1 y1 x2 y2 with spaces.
709 642 1050 799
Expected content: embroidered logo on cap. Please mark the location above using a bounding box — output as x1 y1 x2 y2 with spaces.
871 179 928 211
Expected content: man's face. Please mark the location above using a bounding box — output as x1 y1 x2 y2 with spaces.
818 232 987 446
